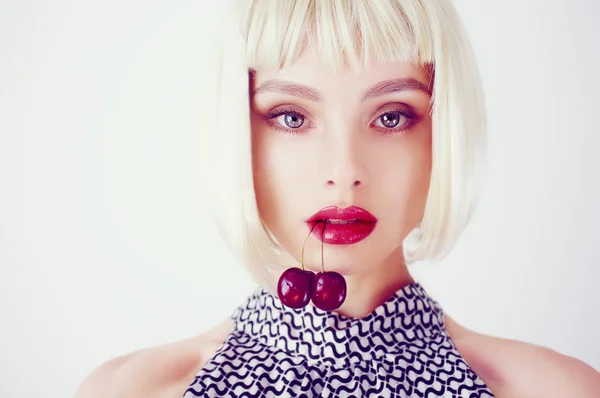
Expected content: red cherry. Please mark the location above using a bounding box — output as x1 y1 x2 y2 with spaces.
277 267 315 309
311 271 347 311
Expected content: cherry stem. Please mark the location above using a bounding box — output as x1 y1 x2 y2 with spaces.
301 220 322 271
321 220 326 273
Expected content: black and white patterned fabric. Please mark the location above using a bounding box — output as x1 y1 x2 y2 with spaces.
183 281 494 397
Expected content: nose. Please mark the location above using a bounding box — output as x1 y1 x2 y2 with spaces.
320 128 370 192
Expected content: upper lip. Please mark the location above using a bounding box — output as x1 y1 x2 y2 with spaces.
307 205 377 222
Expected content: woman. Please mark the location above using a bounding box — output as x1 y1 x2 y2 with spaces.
76 0 600 397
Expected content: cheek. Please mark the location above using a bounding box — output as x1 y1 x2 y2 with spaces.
375 134 432 223
251 128 308 223
405 139 433 222
251 129 272 215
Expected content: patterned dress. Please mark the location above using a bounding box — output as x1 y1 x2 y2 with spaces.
183 282 494 397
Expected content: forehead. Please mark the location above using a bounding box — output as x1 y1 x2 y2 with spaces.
250 48 432 95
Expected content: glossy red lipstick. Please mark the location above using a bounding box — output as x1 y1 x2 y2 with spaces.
306 206 377 245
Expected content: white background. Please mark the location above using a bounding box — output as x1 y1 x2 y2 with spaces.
1 1 599 397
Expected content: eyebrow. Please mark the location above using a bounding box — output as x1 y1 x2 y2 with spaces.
362 78 432 100
252 79 323 102
252 77 432 102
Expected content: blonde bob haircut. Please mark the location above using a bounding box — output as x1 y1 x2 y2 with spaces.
203 0 487 293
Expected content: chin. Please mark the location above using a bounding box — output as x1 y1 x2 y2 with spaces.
303 251 373 276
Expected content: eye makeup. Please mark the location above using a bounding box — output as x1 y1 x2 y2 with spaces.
262 103 420 136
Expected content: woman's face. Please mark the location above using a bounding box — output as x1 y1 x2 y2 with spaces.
250 49 433 277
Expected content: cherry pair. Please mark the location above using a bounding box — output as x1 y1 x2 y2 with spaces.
276 220 347 311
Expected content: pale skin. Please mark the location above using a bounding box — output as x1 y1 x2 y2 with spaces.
75 50 600 397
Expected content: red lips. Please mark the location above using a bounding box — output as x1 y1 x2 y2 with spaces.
306 206 377 245
307 205 378 223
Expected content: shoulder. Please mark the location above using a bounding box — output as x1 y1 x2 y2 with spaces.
444 314 600 397
74 318 234 398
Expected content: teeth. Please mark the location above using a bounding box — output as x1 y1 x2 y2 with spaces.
325 219 361 225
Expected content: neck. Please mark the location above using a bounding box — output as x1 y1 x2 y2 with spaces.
335 246 414 318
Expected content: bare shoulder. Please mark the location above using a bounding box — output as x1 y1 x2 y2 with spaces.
444 314 600 396
74 318 234 398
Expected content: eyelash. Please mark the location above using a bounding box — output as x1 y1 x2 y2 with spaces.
264 106 417 136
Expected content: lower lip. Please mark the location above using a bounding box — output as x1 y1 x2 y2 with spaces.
306 220 377 245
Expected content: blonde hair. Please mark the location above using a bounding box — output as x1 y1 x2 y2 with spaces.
203 0 487 292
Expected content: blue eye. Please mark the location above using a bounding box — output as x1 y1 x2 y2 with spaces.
276 113 305 129
265 107 309 135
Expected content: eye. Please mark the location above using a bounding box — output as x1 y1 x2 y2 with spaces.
264 106 311 135
374 111 406 129
370 106 418 135
276 113 305 129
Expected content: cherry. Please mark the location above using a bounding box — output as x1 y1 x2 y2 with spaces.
277 267 315 309
311 271 347 311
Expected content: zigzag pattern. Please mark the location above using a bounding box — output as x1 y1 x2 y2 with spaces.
183 282 494 397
